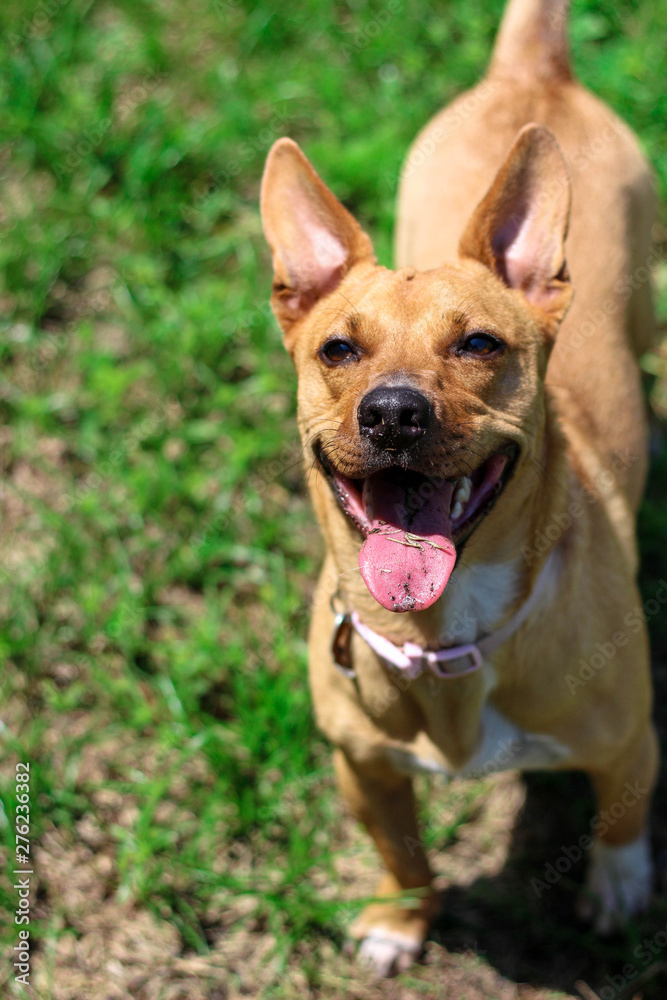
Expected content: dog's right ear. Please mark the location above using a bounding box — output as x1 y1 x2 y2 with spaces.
260 139 374 343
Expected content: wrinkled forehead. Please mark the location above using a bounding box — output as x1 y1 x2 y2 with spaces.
318 264 516 346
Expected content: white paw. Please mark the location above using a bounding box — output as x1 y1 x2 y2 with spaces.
578 835 652 934
356 928 422 976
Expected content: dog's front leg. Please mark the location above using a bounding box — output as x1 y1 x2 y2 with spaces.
580 725 659 933
333 747 439 975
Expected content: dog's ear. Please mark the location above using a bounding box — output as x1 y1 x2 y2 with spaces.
459 124 573 335
261 138 374 343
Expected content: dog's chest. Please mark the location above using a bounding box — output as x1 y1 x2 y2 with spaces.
438 559 521 651
388 557 572 777
390 704 571 778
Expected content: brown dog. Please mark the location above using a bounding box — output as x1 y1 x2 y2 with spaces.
260 0 658 975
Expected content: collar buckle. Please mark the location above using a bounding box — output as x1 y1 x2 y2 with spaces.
331 610 356 679
426 643 484 678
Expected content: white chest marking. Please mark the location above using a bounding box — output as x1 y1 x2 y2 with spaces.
391 703 571 779
440 559 519 646
438 559 521 701
393 553 570 777
458 703 571 777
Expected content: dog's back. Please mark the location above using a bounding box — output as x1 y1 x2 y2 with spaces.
396 0 656 511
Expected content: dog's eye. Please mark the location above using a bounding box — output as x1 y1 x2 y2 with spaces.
319 339 358 365
459 332 503 356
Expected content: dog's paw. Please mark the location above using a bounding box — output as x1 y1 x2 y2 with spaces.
349 898 435 977
355 928 423 977
577 835 652 934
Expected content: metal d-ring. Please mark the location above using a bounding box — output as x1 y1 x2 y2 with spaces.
330 591 356 679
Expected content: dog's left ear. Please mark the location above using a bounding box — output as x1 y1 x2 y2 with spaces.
459 123 573 335
261 138 375 344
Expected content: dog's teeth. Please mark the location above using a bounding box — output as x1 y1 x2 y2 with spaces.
451 500 464 521
451 477 472 522
455 476 472 504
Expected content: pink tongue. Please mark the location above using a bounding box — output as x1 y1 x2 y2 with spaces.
358 475 457 613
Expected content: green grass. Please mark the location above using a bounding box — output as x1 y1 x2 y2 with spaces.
0 1 667 997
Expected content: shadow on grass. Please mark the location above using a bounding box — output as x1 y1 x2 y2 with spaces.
432 766 666 998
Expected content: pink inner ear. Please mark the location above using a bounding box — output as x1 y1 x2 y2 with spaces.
262 138 375 329
494 205 561 302
503 214 541 289
297 213 348 288
280 211 349 315
278 200 350 314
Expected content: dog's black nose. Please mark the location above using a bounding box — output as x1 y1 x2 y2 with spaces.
358 386 431 449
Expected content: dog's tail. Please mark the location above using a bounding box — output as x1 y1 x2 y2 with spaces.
488 0 571 80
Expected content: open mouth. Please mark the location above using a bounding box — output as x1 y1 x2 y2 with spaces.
317 446 517 613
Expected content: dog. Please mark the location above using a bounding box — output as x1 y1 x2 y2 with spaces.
260 0 658 976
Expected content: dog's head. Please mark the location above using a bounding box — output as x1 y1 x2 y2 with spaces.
260 125 572 613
